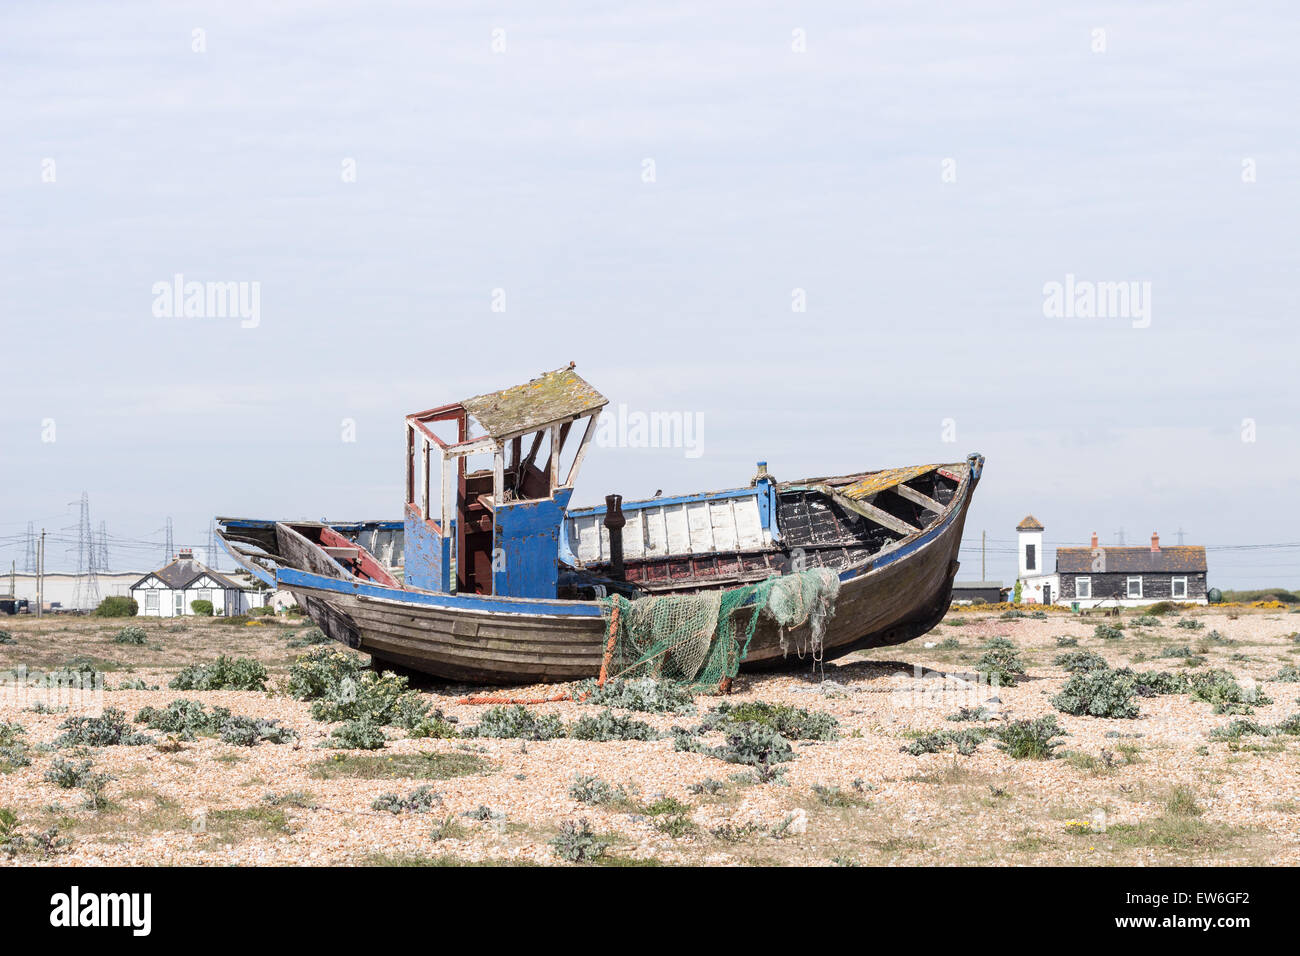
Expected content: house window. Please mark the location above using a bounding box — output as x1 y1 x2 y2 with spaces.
1025 544 1036 571
1075 577 1091 599
198 589 212 604
145 591 158 611
1127 576 1143 599
1171 577 1187 599
175 592 184 615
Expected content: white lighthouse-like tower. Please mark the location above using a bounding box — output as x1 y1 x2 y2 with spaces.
1015 514 1057 605
1017 515 1044 578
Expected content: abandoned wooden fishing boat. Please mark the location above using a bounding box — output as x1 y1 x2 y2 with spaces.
217 365 984 685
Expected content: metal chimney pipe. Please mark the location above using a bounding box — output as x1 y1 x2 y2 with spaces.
604 494 626 579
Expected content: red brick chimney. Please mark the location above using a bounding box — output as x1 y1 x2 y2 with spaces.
1150 532 1160 553
1090 531 1098 548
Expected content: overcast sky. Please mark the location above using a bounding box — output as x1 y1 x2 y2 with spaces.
1 1 1297 586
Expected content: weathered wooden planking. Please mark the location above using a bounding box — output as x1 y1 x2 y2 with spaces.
566 492 770 563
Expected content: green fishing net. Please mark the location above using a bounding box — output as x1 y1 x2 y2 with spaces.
599 568 841 691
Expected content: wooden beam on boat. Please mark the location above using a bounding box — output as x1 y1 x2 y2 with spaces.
892 483 945 514
835 496 921 536
322 546 362 561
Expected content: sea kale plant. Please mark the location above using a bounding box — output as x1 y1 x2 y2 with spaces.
372 785 442 814
992 716 1067 759
1051 669 1140 719
285 649 439 735
170 656 267 691
569 774 627 806
1054 650 1110 673
698 701 839 741
576 677 696 715
975 641 1027 687
464 705 565 741
567 709 660 742
54 709 153 747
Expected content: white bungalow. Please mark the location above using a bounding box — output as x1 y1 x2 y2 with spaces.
130 549 268 617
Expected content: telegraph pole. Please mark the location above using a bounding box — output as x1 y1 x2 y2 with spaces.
36 528 45 618
981 530 986 581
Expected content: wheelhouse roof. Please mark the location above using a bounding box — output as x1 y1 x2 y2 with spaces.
460 366 607 441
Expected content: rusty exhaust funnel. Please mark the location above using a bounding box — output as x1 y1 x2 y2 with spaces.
603 494 626 579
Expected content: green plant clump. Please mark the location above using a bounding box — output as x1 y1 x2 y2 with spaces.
569 774 626 805
551 818 607 862
372 785 442 814
54 709 153 747
576 677 696 714
112 626 148 645
286 627 333 648
903 727 988 756
976 646 1027 687
1051 669 1140 719
699 701 839 741
134 699 227 738
286 649 433 732
1054 650 1110 673
93 596 138 618
465 705 565 741
323 719 388 750
170 656 267 691
0 722 32 772
993 716 1067 759
219 715 298 747
677 721 796 769
568 709 660 742
1187 669 1271 715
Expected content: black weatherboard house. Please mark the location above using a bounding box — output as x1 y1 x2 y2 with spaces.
1056 532 1208 606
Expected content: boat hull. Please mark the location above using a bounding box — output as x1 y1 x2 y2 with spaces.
266 460 977 685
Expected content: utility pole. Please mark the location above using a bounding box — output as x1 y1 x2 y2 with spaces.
36 528 45 618
981 530 986 581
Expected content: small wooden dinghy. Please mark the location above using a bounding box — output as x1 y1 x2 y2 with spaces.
218 366 984 684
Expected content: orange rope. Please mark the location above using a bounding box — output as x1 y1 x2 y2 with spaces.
596 599 620 686
455 600 621 706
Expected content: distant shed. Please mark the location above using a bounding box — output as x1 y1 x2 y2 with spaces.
952 581 1003 605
